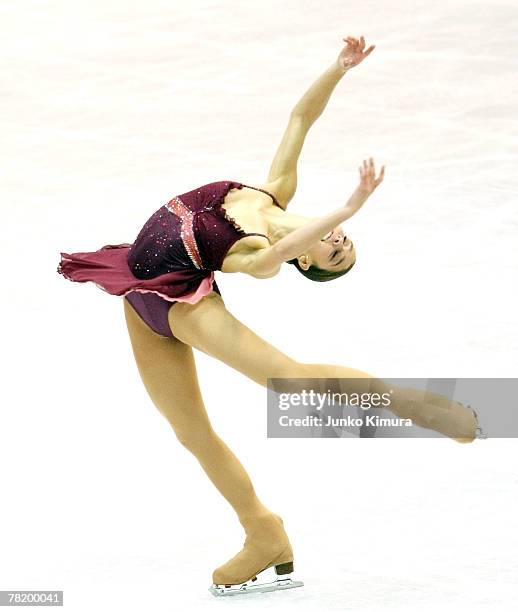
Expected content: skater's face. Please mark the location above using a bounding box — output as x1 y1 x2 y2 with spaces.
299 226 355 272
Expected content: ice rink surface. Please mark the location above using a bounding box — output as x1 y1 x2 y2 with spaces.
1 0 517 610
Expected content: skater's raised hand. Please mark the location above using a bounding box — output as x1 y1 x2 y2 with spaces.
357 158 385 197
344 158 385 214
336 35 375 72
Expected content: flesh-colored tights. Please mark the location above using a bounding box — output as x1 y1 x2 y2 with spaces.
123 293 476 532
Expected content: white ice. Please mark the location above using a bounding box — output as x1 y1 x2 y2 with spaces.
1 1 517 610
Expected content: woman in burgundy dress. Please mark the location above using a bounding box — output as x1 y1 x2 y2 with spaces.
57 36 483 596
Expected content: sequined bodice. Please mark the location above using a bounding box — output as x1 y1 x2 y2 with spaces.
127 180 280 279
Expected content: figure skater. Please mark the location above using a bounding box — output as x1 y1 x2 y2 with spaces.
57 36 485 596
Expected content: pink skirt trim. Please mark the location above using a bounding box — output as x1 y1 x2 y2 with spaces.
119 276 214 304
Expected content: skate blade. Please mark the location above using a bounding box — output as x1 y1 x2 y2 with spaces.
209 575 304 597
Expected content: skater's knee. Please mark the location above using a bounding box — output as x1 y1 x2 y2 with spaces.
173 425 217 454
275 358 306 379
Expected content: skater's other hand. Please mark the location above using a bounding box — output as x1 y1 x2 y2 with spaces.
336 35 375 72
357 158 385 197
343 159 385 215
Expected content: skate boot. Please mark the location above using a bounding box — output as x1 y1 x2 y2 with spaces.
208 513 304 596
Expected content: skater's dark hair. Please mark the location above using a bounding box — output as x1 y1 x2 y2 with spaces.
286 257 355 282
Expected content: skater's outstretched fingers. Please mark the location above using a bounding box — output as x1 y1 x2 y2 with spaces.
337 34 375 72
358 158 385 195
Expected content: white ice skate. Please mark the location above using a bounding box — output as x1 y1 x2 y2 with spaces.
209 561 304 597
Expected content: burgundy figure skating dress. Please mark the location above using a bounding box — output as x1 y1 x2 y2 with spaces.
57 181 282 338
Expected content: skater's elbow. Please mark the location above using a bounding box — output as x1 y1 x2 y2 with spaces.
242 245 284 278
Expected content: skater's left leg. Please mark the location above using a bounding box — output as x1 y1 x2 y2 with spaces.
124 297 272 529
169 294 477 441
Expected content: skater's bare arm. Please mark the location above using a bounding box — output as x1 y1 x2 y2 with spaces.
290 35 375 125
264 35 376 210
269 160 384 262
227 159 385 277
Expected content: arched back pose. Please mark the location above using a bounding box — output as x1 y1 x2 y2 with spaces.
57 36 485 597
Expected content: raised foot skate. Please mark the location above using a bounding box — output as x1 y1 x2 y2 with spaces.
454 405 488 443
209 561 304 597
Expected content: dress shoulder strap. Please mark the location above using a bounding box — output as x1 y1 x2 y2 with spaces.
240 183 283 210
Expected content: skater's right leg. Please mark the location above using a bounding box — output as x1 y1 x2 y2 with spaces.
123 297 271 530
168 292 478 442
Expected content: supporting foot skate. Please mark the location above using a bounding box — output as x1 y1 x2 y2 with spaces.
208 513 304 597
209 561 304 597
